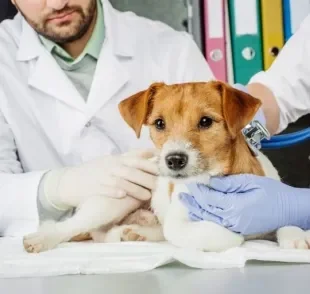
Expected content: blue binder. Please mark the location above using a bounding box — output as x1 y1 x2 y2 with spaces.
283 0 292 41
283 0 310 41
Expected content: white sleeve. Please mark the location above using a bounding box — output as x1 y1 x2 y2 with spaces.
0 108 46 237
160 32 215 83
249 16 310 133
177 33 215 82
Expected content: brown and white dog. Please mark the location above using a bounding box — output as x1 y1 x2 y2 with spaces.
117 81 309 251
23 81 309 253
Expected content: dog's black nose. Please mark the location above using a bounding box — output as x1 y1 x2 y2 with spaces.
165 153 188 171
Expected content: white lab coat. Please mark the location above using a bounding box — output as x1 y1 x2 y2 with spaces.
249 15 310 133
0 0 214 236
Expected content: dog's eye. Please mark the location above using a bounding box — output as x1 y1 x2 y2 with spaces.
154 119 165 130
198 116 213 129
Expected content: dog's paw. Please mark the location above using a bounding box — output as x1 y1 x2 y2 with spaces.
122 209 159 226
90 229 107 243
102 225 145 243
23 233 45 253
277 226 310 249
23 221 64 253
121 227 146 242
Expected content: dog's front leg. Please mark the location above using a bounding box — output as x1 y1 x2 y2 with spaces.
23 196 141 253
163 196 244 252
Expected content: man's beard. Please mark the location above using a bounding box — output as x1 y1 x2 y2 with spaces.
16 1 96 44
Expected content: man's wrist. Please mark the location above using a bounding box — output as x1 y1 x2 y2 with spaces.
43 168 72 211
37 172 72 221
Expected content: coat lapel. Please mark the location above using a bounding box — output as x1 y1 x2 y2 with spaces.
28 52 86 112
17 18 86 112
86 39 130 118
85 0 137 119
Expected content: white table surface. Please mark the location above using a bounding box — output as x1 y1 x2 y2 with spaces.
1 261 310 294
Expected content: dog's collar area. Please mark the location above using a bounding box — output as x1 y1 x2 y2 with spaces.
242 120 270 157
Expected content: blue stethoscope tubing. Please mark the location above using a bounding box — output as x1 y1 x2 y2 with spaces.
261 127 310 149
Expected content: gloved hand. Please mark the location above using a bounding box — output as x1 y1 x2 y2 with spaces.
43 149 158 211
179 174 310 235
233 83 266 127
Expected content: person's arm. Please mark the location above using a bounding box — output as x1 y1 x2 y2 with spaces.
37 174 73 222
0 108 47 236
246 83 280 135
0 89 158 237
177 32 215 82
158 31 215 83
245 15 310 135
179 175 310 235
0 114 158 237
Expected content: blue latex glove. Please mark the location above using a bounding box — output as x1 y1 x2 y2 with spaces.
233 83 266 127
179 175 310 235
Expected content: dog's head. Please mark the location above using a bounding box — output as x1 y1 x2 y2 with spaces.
118 81 262 182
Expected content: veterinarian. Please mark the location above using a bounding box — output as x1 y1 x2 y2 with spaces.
180 15 310 236
0 0 214 236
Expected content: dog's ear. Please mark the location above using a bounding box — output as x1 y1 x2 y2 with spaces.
213 81 262 139
118 82 165 138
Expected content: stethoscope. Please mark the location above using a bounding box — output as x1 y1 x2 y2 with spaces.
261 127 310 149
243 120 310 153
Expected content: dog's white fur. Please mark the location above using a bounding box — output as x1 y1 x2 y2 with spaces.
153 140 310 251
23 140 310 253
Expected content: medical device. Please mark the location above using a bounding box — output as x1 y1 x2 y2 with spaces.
243 120 310 152
261 127 310 149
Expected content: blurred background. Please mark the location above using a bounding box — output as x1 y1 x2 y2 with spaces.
1 0 309 188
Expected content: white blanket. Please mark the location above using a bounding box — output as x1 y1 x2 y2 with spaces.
1 237 310 278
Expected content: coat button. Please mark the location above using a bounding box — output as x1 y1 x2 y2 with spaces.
85 121 91 128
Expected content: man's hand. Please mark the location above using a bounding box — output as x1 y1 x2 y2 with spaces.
179 175 310 235
43 149 158 210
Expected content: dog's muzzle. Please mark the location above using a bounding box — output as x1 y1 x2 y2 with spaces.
165 152 188 171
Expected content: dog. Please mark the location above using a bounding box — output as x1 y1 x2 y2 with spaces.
117 80 310 251
23 81 309 253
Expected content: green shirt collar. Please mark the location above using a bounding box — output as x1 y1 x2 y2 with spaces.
40 0 104 64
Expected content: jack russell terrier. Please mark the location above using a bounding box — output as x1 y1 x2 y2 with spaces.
23 81 309 253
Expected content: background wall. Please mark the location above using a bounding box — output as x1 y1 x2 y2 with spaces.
110 0 188 31
0 0 17 20
109 0 204 50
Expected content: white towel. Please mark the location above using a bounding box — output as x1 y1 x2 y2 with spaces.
1 237 310 278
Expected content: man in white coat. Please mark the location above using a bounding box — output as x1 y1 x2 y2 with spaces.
0 0 214 236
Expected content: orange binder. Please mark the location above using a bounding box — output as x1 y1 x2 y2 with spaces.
260 0 284 69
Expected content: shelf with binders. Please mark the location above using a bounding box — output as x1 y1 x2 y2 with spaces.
201 0 310 85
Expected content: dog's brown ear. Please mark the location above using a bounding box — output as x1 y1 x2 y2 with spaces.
118 82 164 138
213 81 262 139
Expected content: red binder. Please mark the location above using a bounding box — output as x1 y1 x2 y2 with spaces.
203 0 227 82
